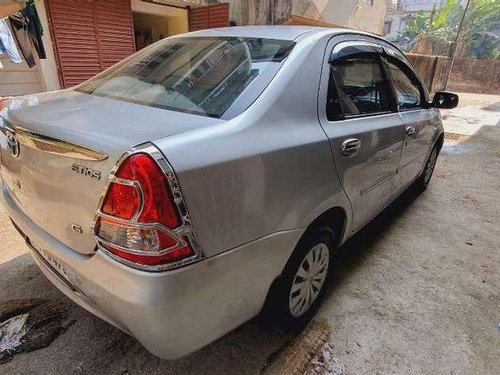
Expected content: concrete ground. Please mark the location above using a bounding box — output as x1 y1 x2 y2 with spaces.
0 93 498 374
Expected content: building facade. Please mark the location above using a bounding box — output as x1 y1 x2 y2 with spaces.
1 0 387 97
227 0 388 35
0 0 229 96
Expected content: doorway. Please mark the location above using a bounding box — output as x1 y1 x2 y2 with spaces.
133 12 170 50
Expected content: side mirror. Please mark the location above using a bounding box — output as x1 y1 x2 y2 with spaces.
432 91 459 109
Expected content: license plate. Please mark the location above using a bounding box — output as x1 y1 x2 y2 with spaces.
30 239 75 286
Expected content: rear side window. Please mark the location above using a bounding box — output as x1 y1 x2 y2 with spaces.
77 37 295 119
328 56 392 118
384 58 423 110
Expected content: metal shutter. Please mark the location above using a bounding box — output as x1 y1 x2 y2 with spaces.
95 0 135 69
189 3 229 32
46 0 135 88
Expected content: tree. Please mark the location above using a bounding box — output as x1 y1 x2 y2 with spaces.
398 0 457 53
397 0 500 59
449 0 500 59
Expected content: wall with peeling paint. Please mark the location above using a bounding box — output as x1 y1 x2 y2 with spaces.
226 0 291 26
226 0 387 34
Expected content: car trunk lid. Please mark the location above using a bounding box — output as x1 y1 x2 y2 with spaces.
0 91 221 255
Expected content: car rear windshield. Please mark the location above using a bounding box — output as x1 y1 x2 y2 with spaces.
76 37 295 119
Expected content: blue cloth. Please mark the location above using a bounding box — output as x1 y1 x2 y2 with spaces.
0 19 23 64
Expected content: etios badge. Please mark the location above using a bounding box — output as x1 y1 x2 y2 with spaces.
72 164 101 180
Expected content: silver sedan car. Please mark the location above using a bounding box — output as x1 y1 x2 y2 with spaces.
0 26 458 359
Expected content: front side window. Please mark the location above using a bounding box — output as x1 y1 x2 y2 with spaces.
328 55 391 118
77 37 295 119
384 58 423 110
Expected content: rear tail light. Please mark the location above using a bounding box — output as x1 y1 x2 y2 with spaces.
94 151 200 270
101 182 140 220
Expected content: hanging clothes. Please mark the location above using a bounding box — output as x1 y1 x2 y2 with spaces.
8 12 36 68
0 18 23 64
24 0 46 59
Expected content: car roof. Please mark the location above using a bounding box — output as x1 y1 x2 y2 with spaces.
179 26 361 41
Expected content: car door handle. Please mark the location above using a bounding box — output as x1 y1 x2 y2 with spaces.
341 138 361 156
406 126 416 137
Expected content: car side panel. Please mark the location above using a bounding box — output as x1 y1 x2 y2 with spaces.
421 109 445 167
153 32 352 257
316 34 405 234
394 108 441 191
322 114 405 231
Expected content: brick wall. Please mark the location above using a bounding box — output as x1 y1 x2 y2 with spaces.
406 54 499 95
448 58 500 95
406 53 450 93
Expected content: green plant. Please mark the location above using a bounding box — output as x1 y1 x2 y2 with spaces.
398 0 500 59
399 0 457 49
449 0 500 59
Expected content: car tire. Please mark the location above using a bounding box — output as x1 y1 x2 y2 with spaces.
414 144 439 192
261 227 335 332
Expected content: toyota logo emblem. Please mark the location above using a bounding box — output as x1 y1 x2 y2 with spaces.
6 131 20 158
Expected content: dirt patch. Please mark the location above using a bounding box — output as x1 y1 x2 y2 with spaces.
262 320 344 375
444 132 471 142
482 103 500 112
0 299 70 364
304 342 344 375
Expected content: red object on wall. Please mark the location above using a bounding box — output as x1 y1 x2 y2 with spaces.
45 0 135 88
189 3 229 32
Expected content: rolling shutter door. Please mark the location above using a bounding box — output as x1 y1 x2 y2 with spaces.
46 0 99 88
46 0 135 88
95 1 135 69
189 3 229 32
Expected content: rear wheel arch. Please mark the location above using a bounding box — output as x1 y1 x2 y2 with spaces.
414 132 443 192
258 206 347 325
282 206 348 278
305 206 347 249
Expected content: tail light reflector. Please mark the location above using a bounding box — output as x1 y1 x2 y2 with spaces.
101 183 139 220
94 152 198 270
96 217 163 251
101 243 194 266
114 153 180 228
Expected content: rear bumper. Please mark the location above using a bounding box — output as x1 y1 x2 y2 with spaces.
2 184 301 359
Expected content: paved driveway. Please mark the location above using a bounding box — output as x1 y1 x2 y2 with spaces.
0 93 499 374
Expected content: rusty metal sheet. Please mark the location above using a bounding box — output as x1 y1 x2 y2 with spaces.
189 3 229 32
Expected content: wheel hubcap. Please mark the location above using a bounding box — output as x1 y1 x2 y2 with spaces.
289 243 329 318
424 148 437 184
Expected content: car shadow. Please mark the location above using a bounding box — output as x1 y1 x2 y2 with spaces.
331 184 422 289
